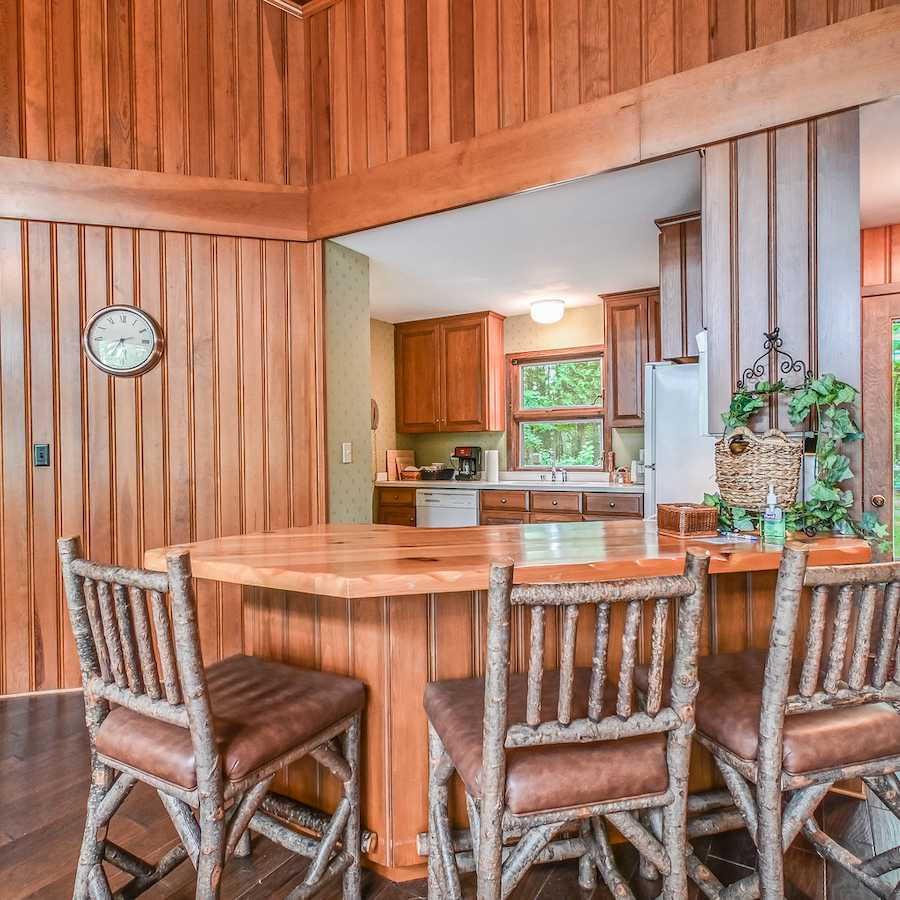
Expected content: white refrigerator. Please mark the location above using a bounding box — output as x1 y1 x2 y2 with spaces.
643 360 718 516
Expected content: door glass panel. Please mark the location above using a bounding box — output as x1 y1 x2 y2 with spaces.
893 320 900 559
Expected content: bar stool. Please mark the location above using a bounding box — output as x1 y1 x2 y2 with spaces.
58 536 367 900
638 544 900 899
424 550 710 900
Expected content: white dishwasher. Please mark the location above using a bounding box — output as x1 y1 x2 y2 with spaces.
416 489 479 527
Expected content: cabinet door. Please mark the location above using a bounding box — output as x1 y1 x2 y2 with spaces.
659 217 702 360
378 506 417 526
441 317 486 431
606 295 650 427
683 218 702 357
396 322 441 433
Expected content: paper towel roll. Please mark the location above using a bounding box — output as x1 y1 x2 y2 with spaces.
484 449 500 483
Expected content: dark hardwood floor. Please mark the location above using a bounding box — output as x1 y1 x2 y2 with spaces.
1 692 896 899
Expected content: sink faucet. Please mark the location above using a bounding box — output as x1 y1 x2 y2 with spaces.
550 465 559 482
560 467 568 482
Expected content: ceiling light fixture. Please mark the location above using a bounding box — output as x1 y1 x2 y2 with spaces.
530 299 566 324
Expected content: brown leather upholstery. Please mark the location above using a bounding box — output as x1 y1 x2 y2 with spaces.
424 668 669 815
635 649 900 775
95 654 365 789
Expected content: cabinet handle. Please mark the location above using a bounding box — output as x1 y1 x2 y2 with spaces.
609 501 616 508
552 500 558 506
501 497 507 504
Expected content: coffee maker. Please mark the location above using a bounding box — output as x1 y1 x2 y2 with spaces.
452 446 482 481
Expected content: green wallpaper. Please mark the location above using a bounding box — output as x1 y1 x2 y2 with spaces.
325 242 374 523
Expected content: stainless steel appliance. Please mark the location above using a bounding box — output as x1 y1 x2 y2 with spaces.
416 489 479 527
451 445 482 480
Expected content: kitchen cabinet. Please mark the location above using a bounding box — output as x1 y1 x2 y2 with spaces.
375 487 417 526
530 491 582 514
602 288 661 427
657 212 702 361
583 492 643 518
395 311 505 433
480 489 529 512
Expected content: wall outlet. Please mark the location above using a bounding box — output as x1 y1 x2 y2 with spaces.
33 443 51 467
341 442 352 464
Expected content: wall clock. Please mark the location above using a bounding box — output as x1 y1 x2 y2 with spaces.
82 305 164 377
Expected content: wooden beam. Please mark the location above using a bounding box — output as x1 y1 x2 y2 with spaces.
308 7 900 239
0 157 309 241
308 88 641 237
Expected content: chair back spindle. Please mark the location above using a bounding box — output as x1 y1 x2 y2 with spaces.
485 550 710 758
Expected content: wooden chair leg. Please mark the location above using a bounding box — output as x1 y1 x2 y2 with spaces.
662 794 690 899
341 713 362 900
577 820 597 890
75 761 114 900
195 791 226 899
428 723 462 900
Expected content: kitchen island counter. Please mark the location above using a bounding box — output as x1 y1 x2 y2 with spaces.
144 522 869 879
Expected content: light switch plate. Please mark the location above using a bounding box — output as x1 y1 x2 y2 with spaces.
341 442 352 464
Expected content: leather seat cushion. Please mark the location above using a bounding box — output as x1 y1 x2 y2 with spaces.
424 668 669 815
95 654 365 789
635 649 900 775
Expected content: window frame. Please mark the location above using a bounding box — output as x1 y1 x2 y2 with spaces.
506 345 606 471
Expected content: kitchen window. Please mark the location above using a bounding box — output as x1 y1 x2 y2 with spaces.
507 346 605 469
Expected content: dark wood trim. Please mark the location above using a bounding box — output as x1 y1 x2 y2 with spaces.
307 8 900 239
599 287 660 301
654 210 701 230
506 346 606 472
0 156 310 241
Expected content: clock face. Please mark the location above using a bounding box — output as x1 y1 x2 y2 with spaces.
83 306 163 376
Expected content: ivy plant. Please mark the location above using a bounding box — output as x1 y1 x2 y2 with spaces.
705 374 889 551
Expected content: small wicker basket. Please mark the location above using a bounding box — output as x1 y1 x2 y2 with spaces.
657 503 719 538
399 469 422 481
715 426 802 509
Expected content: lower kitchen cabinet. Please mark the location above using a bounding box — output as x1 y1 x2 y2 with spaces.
375 487 417 526
529 512 582 523
481 510 531 525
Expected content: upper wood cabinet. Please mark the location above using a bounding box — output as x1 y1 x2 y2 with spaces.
395 311 505 433
657 212 702 361
603 288 661 428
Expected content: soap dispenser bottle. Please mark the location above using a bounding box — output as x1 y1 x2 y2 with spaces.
762 483 786 545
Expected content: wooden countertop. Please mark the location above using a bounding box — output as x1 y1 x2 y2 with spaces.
144 520 871 600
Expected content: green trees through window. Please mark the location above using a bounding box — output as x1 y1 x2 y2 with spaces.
518 357 604 468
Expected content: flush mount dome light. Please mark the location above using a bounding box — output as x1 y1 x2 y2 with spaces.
530 299 566 324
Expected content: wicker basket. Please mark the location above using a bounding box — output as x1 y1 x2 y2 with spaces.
715 426 802 509
657 503 719 538
399 469 422 481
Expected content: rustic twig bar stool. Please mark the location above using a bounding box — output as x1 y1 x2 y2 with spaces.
58 536 368 900
653 544 900 900
424 550 710 900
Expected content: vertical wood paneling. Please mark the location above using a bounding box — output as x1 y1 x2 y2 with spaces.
364 0 388 167
308 11 332 183
0 0 305 184
610 0 642 92
0 220 323 693
385 0 408 161
328 2 349 177
703 112 861 437
450 0 476 142
550 0 580 112
473 0 500 134
524 0 551 120
346 0 369 171
710 0 749 60
427 0 453 146
643 0 676 83
498 0 525 126
579 0 610 102
862 224 900 286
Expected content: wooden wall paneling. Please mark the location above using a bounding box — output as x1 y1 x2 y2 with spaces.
0 0 21 157
753 0 788 47
346 0 369 172
385 0 408 161
50 0 78 164
78 0 109 167
676 0 710 71
261 4 289 184
793 0 829 34
610 0 641 93
0 220 29 694
524 0 551 120
862 225 900 286
107 0 135 170
22 0 50 161
450 0 476 142
709 0 749 60
308 11 332 183
643 0 676 84
286 13 310 185
550 0 580 112
364 0 388 167
56 223 85 688
816 109 861 515
328 1 350 178
473 0 500 135
405 0 430 155
26 223 58 690
133 0 162 173
427 0 453 147
498 0 525 126
214 236 244 659
773 121 811 429
578 0 611 102
159 0 188 175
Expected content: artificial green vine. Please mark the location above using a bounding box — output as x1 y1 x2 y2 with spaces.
704 374 888 550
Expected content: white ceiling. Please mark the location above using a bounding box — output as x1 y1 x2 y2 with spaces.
336 153 702 323
334 97 900 323
861 97 900 229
